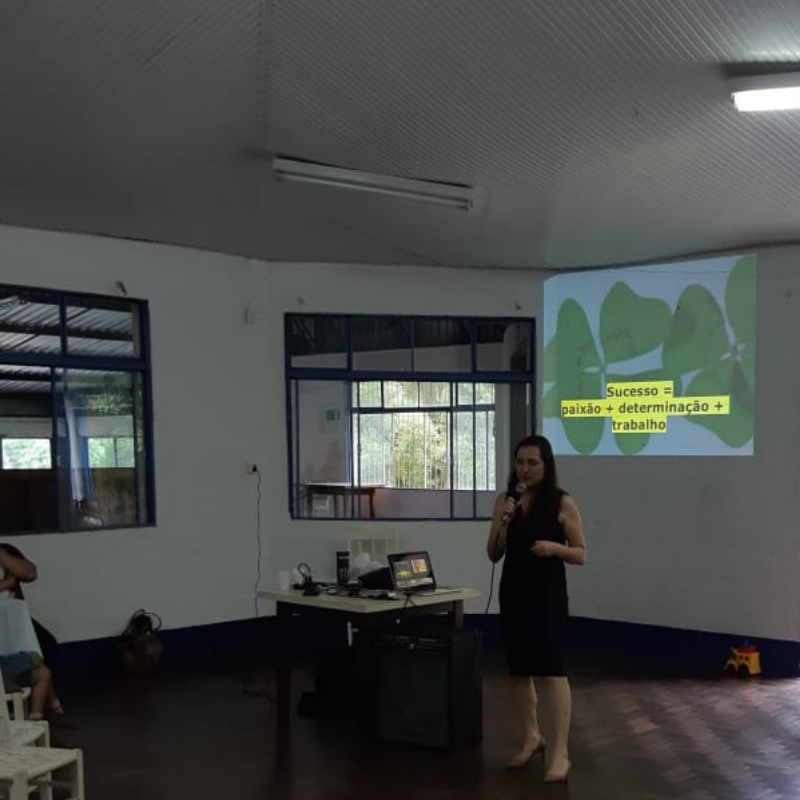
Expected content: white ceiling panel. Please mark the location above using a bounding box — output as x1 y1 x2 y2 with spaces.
1 1 800 268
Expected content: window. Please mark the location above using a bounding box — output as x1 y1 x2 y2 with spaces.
0 284 153 533
1 438 52 470
286 314 534 520
87 436 135 469
353 381 495 491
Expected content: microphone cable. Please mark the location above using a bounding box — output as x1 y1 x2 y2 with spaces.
485 511 506 614
485 530 502 614
253 467 262 618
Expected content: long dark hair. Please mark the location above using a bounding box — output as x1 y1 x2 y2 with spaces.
506 434 561 516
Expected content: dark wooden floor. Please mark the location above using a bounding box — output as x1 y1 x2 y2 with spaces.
50 651 800 800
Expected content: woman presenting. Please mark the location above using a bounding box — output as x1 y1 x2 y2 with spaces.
487 434 587 782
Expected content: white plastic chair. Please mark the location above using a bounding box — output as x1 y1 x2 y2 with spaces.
0 673 47 748
5 688 29 723
0 746 84 800
0 691 50 800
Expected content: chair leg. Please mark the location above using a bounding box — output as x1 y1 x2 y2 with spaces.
0 752 83 800
38 773 53 800
9 773 27 800
73 749 85 800
43 753 85 800
37 748 55 800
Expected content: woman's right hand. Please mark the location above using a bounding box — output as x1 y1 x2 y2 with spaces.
502 496 518 522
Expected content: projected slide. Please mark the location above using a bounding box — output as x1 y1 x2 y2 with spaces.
542 254 756 455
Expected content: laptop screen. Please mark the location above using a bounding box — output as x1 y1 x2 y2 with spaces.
388 551 436 592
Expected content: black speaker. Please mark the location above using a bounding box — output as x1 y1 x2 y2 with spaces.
370 623 482 750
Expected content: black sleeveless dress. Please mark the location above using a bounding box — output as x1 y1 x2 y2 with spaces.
499 490 568 676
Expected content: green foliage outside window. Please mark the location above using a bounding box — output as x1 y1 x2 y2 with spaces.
1 439 51 470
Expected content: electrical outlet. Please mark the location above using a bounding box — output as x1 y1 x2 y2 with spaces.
250 464 258 474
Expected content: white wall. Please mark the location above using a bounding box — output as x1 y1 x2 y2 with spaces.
262 253 800 645
0 224 271 641
0 225 541 641
259 262 542 616
561 246 800 642
1 223 798 646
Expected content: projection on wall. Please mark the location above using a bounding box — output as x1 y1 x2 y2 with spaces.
543 254 756 455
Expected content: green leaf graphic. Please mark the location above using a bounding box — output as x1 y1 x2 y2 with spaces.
662 285 729 376
739 345 755 392
542 384 560 418
614 429 649 455
556 299 601 374
681 358 753 447
562 371 604 454
600 283 672 365
725 255 756 391
543 301 603 451
545 257 755 454
725 255 756 345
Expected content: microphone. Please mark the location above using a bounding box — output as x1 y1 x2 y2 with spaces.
501 482 527 523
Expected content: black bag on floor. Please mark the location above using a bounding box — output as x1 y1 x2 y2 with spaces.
118 609 163 673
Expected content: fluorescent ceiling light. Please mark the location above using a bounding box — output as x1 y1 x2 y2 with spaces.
730 71 800 112
272 157 475 211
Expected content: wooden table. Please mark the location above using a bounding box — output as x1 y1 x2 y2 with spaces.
258 587 481 737
302 482 382 518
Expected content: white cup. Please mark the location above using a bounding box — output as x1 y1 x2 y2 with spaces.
278 571 292 591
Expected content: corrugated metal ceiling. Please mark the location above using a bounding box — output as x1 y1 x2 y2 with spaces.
0 293 136 362
1 1 800 268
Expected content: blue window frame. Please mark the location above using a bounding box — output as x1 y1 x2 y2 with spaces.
0 284 155 533
285 314 535 520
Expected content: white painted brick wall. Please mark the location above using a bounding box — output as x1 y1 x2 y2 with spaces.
0 223 797 644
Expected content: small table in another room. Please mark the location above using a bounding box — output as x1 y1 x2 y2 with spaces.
258 587 481 737
302 482 382 518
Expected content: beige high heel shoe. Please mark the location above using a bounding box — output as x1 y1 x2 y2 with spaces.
543 758 571 782
505 736 546 769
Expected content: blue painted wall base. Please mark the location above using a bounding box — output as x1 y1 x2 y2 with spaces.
469 614 800 678
54 614 800 685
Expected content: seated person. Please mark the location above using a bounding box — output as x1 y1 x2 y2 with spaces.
0 544 63 716
0 651 51 721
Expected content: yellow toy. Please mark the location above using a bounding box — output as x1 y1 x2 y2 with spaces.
724 644 761 676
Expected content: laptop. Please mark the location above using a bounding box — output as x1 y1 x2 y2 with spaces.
387 551 461 596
